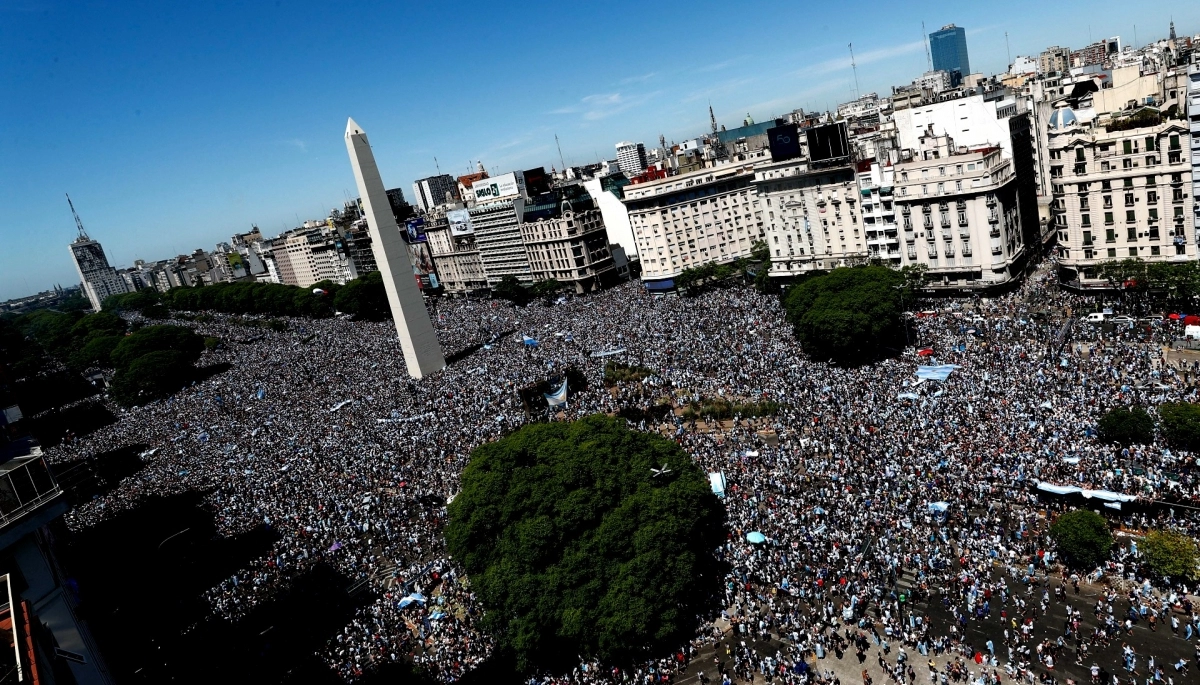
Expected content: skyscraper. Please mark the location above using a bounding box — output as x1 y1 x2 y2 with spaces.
66 197 130 311
344 118 445 378
615 141 648 176
929 24 970 80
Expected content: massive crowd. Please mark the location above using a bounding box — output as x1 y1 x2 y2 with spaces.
45 269 1200 684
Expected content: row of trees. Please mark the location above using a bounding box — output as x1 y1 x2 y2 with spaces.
1097 403 1200 450
0 307 206 406
103 272 395 321
1091 259 1200 309
491 275 569 306
1050 509 1198 580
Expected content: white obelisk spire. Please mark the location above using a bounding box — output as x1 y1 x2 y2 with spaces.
344 117 445 378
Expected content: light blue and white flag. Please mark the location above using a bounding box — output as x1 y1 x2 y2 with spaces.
544 378 568 406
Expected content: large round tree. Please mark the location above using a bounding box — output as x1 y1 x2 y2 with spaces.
781 266 906 365
445 414 726 673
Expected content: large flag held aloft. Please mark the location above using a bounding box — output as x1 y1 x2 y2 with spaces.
915 364 961 381
544 378 568 406
522 335 538 347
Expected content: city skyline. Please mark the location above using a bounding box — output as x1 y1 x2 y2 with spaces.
0 0 1194 300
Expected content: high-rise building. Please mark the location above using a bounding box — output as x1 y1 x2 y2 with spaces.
411 174 460 213
68 232 130 312
345 117 445 378
929 24 970 80
615 141 648 176
1038 46 1071 75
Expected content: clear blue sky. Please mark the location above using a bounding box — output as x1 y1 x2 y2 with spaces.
0 0 1193 300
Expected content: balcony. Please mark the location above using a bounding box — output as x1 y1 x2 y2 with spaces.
0 439 64 531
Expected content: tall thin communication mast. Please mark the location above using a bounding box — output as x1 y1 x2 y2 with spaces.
66 194 88 240
922 22 932 71
1005 32 1012 69
434 157 441 175
849 43 860 99
555 134 566 171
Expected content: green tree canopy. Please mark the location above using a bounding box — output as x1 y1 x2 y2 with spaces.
781 266 906 365
1096 406 1155 446
445 415 726 673
1141 529 1200 581
108 350 197 405
1157 402 1200 450
492 275 530 305
110 325 205 371
333 271 390 320
1049 509 1114 570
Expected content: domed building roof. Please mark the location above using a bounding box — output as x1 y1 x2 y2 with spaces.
1048 104 1078 131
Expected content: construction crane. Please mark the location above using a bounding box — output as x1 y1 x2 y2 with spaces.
66 193 89 240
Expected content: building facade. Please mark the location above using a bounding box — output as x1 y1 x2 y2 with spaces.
930 24 970 79
1049 105 1195 288
68 235 130 311
424 211 488 295
469 198 531 286
521 190 616 294
411 174 460 213
623 164 764 289
893 132 1028 291
757 160 868 275
615 142 648 176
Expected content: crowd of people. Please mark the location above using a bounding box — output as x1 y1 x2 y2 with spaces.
45 268 1200 684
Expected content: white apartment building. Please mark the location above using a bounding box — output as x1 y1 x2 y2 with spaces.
623 164 763 289
893 132 1028 291
1049 104 1195 288
616 141 648 176
269 228 354 287
756 160 868 275
858 162 901 266
469 198 531 286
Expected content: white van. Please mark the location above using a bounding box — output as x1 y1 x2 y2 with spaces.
1083 313 1106 323
1186 325 1200 340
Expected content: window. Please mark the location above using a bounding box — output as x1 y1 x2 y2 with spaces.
1126 210 1136 223
1169 135 1181 150
1104 212 1114 225
1125 193 1135 207
1148 191 1158 203
1075 147 1085 162
1081 213 1091 227
1124 178 1134 188
1149 209 1159 221
1107 248 1117 258
956 165 963 175
937 183 944 194
1151 246 1160 255
1146 136 1156 152
1127 226 1137 241
1103 196 1113 208
955 180 962 191
939 167 946 176
1123 140 1132 155
1106 228 1116 242
1101 180 1111 190
1129 247 1138 256
1083 230 1092 246
1080 197 1090 210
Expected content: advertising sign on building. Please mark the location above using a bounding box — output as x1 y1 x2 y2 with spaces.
766 123 802 162
405 217 427 243
406 241 439 290
470 172 524 203
446 209 474 236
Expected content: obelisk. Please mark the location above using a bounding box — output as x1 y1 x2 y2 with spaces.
344 117 446 378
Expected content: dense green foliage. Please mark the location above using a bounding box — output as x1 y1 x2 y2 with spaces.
1049 509 1114 570
1157 402 1200 450
674 258 750 296
1093 259 1200 306
680 398 780 421
491 276 566 305
445 415 726 672
781 266 906 365
333 271 390 320
1141 529 1200 581
603 361 654 385
1096 406 1155 446
107 325 206 405
103 290 169 318
161 280 342 318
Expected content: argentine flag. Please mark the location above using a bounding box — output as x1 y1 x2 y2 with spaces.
522 335 538 347
544 378 568 406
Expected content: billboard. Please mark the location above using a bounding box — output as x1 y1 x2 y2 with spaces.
406 241 439 290
805 122 850 162
766 123 801 161
471 172 524 203
523 167 550 196
404 217 427 243
447 209 474 236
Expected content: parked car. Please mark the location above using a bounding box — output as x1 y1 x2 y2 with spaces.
1082 313 1106 323
1111 315 1136 324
